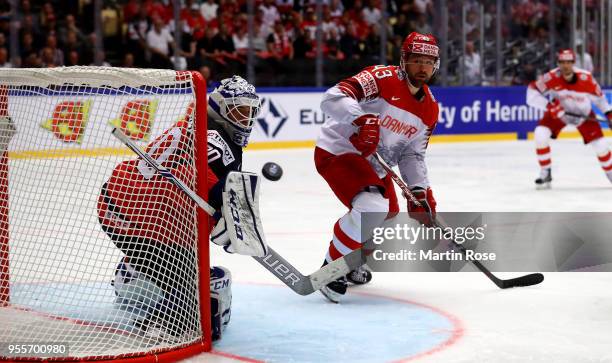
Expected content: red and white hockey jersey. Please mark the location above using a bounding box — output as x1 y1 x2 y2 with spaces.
527 67 612 124
318 65 439 188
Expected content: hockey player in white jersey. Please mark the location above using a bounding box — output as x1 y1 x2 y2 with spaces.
527 49 612 188
314 32 441 302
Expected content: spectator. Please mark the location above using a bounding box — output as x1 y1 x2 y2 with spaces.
123 0 140 23
232 25 249 59
329 0 344 18
41 34 63 66
127 5 151 66
19 14 41 46
321 8 340 41
276 0 294 15
145 0 172 24
212 23 238 63
62 30 85 57
66 49 79 66
146 15 173 68
511 63 537 85
122 52 135 68
92 50 111 67
325 28 344 60
412 0 433 16
39 2 56 32
19 31 37 62
198 64 215 88
300 7 317 40
58 14 85 46
181 2 207 41
339 22 359 59
575 43 593 73
462 41 482 86
197 27 221 67
266 21 293 60
260 0 281 32
40 47 56 67
392 13 408 38
362 0 381 27
16 0 39 34
414 13 432 35
292 27 311 59
200 0 219 22
173 20 197 70
0 48 12 68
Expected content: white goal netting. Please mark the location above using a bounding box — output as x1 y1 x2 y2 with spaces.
0 67 209 361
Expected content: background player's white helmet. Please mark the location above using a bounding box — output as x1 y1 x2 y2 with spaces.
208 76 261 147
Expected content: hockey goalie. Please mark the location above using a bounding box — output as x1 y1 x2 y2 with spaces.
97 76 262 341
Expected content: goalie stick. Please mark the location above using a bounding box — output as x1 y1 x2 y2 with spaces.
112 128 365 295
372 152 544 289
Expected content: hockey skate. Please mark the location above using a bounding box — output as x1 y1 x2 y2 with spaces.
535 169 552 189
606 171 612 184
346 265 372 285
320 276 348 303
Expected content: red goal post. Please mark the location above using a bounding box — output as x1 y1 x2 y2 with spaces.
0 67 211 361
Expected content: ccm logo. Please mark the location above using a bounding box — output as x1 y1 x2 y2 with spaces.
228 189 244 240
211 278 230 290
262 254 301 286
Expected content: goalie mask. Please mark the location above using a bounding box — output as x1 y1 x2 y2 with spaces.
208 76 261 147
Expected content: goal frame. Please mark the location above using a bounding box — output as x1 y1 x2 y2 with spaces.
0 68 212 362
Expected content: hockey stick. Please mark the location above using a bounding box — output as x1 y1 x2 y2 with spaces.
564 111 611 128
112 128 364 295
372 152 544 289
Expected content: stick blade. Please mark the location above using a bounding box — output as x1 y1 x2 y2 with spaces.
501 273 544 289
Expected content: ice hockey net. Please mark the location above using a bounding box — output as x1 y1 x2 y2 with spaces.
0 67 211 362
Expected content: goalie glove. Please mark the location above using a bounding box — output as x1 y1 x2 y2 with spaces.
406 187 437 226
349 114 380 157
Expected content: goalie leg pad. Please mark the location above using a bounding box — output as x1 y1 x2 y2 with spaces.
210 266 232 341
222 171 268 257
113 257 164 312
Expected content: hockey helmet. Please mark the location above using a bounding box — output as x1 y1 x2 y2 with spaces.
557 49 576 63
208 76 261 147
400 32 440 74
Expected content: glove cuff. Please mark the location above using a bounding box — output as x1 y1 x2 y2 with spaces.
352 113 379 127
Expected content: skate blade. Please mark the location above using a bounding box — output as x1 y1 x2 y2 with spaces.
536 182 551 190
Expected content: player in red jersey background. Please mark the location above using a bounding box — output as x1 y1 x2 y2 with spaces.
527 49 612 188
315 32 440 302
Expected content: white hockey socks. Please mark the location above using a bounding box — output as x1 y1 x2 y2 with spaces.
534 126 552 170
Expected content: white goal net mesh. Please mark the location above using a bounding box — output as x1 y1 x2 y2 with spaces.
0 67 208 361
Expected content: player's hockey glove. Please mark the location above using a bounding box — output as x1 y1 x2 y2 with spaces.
606 111 612 129
406 187 436 226
546 99 565 119
349 114 380 157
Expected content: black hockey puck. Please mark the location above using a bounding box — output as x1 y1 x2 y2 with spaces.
262 162 283 181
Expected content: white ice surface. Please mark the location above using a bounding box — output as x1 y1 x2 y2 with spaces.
188 139 612 363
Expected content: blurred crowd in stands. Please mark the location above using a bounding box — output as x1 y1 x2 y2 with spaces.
0 0 607 86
